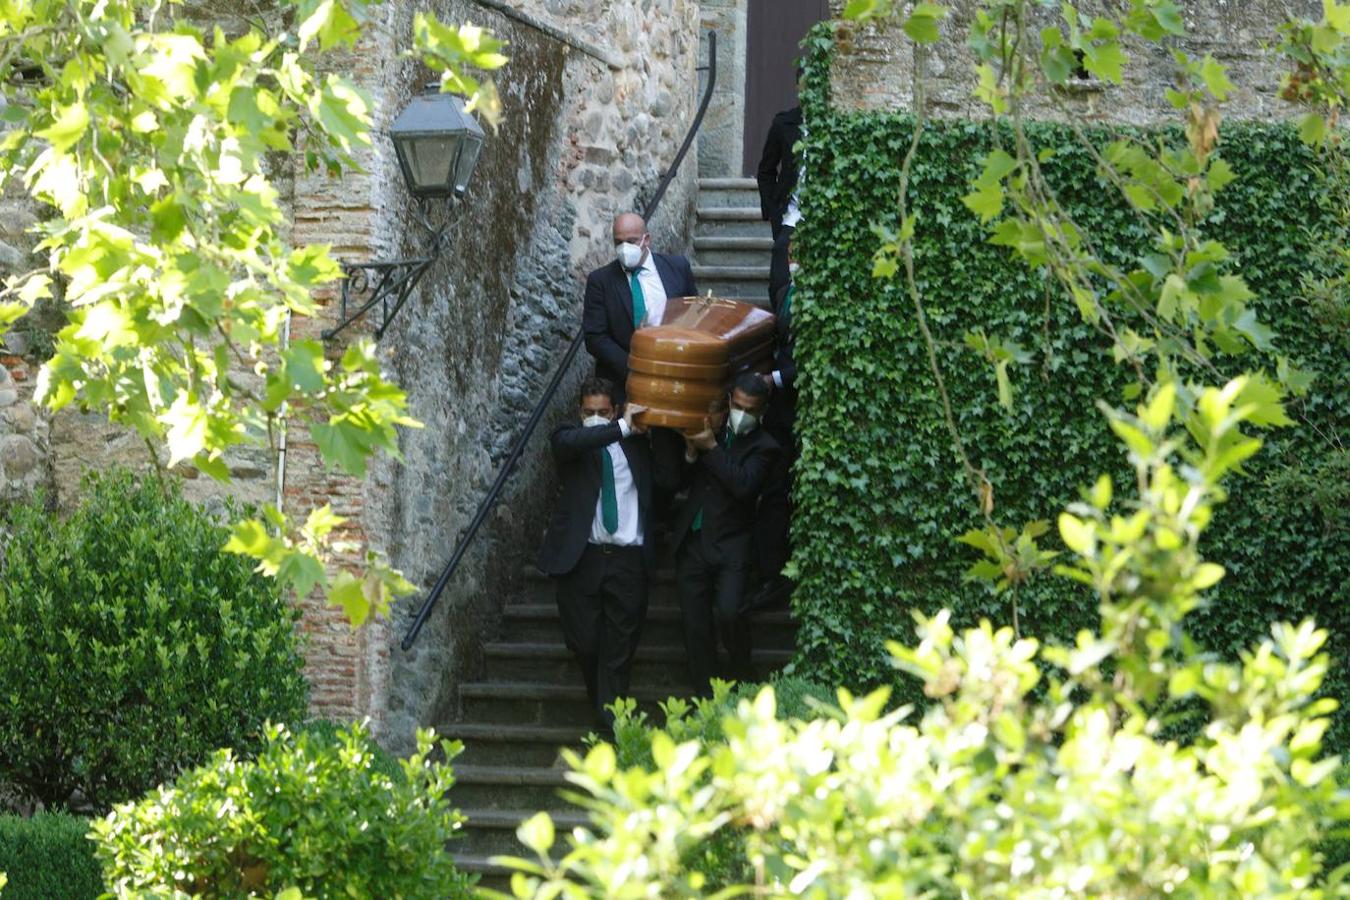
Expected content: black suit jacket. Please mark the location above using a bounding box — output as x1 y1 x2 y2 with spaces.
765 282 797 441
582 253 698 391
756 106 803 222
537 422 657 575
660 426 781 565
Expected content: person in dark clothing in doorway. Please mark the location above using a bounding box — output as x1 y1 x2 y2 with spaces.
536 378 658 730
661 373 781 696
756 104 802 240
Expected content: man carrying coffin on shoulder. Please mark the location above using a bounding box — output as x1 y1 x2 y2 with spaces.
537 377 661 731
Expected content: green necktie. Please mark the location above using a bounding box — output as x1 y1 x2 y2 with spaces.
691 431 733 532
781 283 794 325
629 271 647 327
600 448 619 534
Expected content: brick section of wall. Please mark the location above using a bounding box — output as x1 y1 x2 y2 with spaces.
282 4 400 730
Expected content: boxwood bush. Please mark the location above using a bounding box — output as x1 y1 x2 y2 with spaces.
92 722 473 898
0 468 308 811
789 29 1350 746
0 813 102 900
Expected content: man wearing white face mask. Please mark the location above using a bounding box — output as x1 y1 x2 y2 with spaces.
657 373 780 696
537 378 665 732
582 212 697 401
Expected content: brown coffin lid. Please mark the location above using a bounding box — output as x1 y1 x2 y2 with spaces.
629 296 776 366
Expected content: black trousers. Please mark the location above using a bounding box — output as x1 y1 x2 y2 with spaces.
675 533 753 696
556 543 648 726
768 224 794 304
753 436 796 588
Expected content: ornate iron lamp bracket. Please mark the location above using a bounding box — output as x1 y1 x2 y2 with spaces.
323 255 436 342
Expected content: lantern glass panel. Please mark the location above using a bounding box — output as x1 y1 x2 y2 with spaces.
453 133 483 195
401 135 461 194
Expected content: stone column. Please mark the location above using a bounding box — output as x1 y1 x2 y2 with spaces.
699 0 748 177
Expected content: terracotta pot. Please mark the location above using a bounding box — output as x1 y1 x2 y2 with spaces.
627 296 776 433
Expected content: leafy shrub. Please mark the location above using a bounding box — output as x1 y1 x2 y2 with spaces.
302 719 405 784
789 29 1350 746
504 381 1350 897
0 468 308 810
608 676 834 770
92 722 473 899
596 676 833 887
0 813 102 900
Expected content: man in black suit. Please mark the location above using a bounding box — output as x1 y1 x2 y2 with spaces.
537 377 656 729
750 245 799 611
662 373 781 695
582 212 697 400
756 104 802 240
758 101 803 304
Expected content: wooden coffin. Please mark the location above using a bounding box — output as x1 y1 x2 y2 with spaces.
627 296 776 431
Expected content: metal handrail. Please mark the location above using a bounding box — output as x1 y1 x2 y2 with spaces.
401 31 718 651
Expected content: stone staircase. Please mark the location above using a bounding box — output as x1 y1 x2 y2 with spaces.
691 177 773 307
438 563 796 889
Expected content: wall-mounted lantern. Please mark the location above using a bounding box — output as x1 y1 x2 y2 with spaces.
323 85 486 341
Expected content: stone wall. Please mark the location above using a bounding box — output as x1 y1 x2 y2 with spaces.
828 0 1319 124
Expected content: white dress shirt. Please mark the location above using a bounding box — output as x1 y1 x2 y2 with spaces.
632 252 668 327
590 419 643 546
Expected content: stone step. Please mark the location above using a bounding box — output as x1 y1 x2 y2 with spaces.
500 602 797 647
700 177 758 190
696 177 761 208
694 206 770 238
459 679 696 727
451 763 571 812
438 722 589 767
692 264 771 282
482 640 792 685
452 854 513 894
694 235 775 252
458 807 591 858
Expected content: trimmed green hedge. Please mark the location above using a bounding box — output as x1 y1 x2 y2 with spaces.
790 32 1350 744
0 814 102 900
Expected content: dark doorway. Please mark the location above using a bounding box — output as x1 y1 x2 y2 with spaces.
742 0 829 177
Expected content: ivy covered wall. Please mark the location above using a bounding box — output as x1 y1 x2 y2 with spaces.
789 35 1350 743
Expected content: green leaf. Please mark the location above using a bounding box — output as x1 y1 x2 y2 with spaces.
35 101 90 153
903 4 946 43
328 570 372 627
1299 113 1327 145
516 811 556 857
1058 513 1095 555
1199 55 1234 100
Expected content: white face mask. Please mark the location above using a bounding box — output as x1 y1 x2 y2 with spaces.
788 262 801 277
729 408 759 436
617 240 645 271
582 414 611 428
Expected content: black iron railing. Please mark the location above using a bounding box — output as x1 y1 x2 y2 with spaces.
401 31 718 651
